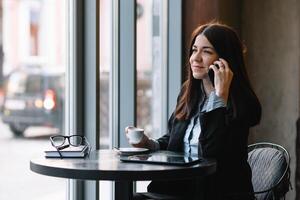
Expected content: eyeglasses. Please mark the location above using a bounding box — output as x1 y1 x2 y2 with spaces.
50 135 91 158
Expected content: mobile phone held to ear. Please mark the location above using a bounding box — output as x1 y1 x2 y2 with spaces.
208 69 215 86
208 64 219 86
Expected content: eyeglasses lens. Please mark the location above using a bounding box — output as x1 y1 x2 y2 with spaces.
69 136 83 146
52 136 65 147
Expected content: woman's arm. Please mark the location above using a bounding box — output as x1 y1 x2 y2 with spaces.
125 112 175 151
198 107 228 158
156 113 175 150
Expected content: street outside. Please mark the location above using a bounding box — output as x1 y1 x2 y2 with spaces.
0 121 65 200
0 118 151 200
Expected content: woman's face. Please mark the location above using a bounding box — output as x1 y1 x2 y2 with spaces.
189 34 218 79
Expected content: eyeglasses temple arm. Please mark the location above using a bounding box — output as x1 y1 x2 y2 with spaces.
54 146 63 159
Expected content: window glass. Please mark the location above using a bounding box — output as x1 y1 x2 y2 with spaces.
99 0 111 149
6 72 27 96
136 0 164 139
136 0 165 192
0 0 66 199
99 0 112 199
136 0 153 136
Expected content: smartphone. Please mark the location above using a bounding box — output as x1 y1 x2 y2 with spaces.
208 64 219 86
208 69 215 86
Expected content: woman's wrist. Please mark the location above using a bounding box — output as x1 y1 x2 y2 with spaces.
216 90 228 104
145 138 160 150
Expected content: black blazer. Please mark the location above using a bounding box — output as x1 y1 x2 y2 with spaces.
147 107 254 200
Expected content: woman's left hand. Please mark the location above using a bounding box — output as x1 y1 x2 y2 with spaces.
209 58 233 103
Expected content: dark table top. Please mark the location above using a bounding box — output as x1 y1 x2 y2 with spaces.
30 150 217 181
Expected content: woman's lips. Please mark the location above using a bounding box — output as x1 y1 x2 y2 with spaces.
192 66 205 70
192 64 204 68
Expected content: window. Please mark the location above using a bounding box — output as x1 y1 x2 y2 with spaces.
135 0 168 192
136 0 166 139
0 0 66 199
99 0 113 199
81 0 181 199
99 0 111 150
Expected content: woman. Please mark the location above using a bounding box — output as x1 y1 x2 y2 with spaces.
127 22 262 200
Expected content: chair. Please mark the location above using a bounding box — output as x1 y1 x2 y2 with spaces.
135 142 291 200
248 142 291 200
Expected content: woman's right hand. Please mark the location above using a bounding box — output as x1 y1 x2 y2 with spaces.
210 58 233 104
125 126 150 148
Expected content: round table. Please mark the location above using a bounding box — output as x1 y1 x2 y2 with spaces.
30 150 217 200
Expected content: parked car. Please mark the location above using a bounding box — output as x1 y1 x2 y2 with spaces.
1 67 64 136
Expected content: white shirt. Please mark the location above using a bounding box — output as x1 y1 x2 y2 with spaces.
183 91 226 156
149 91 226 153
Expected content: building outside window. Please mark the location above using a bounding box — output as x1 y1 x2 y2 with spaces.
0 0 181 199
0 0 66 199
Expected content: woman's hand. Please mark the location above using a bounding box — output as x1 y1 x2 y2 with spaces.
125 126 150 148
209 58 233 103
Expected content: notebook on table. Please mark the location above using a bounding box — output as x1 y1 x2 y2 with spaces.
44 145 89 158
120 151 202 166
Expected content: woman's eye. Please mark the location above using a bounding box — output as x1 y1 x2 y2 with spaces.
192 48 197 53
203 50 212 54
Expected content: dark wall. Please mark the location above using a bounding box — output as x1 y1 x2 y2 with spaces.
181 1 298 199
182 0 241 81
182 0 219 81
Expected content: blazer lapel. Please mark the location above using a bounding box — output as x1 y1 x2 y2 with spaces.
167 119 189 151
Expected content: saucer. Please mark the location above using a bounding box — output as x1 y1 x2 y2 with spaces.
114 147 149 155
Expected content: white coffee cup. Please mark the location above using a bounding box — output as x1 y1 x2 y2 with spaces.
126 127 144 144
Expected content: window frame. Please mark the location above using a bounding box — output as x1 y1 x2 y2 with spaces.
66 0 99 200
67 0 182 199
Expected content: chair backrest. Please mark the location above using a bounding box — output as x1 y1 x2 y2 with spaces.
248 142 291 200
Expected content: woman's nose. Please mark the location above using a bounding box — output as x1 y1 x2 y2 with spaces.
191 52 202 62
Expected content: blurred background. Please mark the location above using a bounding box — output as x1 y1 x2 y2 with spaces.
0 0 299 200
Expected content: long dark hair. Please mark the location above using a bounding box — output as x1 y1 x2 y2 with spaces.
175 22 261 126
